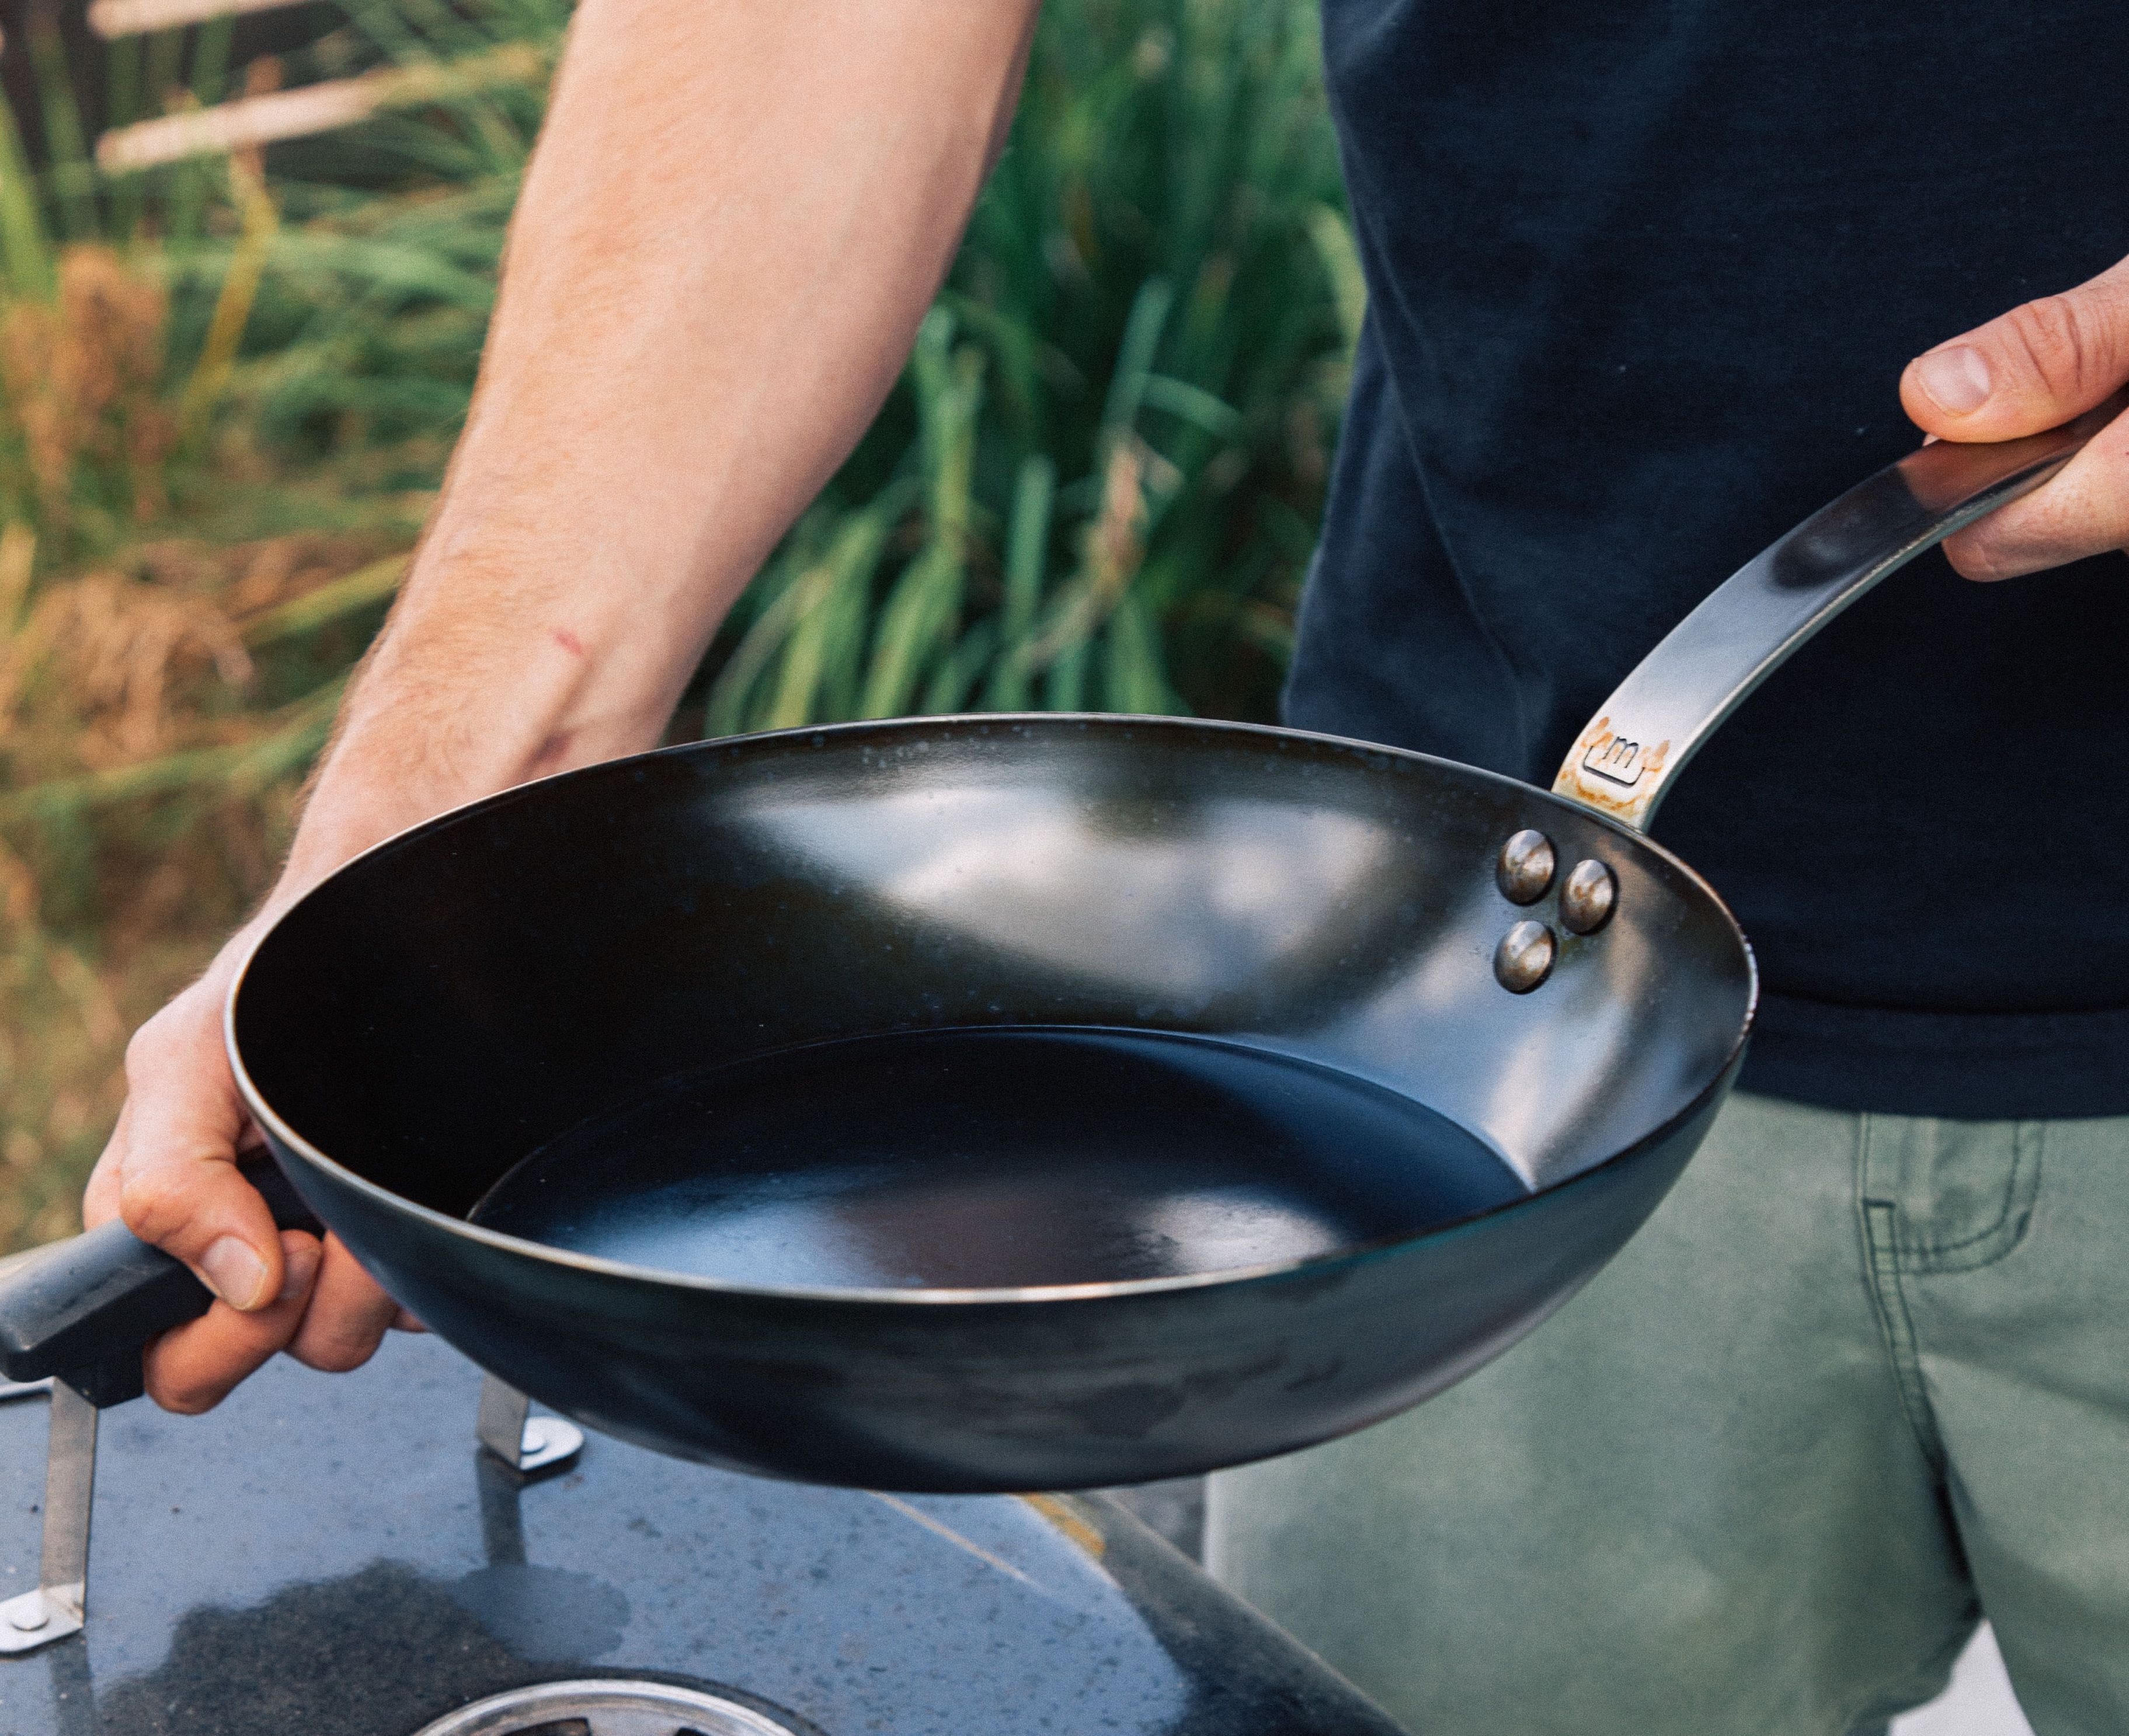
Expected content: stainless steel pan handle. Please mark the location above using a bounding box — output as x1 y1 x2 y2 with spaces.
1553 405 2116 831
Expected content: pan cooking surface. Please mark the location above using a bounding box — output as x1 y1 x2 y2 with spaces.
468 1026 1527 1290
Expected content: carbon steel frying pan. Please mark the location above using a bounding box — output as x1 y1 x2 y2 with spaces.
0 413 2103 1493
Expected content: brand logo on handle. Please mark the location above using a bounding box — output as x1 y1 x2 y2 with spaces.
1553 717 1669 826
1581 732 1648 788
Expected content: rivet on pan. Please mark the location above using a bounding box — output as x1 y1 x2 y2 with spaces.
1495 830 1556 904
1494 920 1556 993
1560 858 1618 934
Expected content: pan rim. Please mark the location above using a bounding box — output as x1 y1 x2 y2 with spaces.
224 711 1761 1308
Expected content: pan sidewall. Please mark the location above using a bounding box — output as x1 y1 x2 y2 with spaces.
263 1055 1731 1491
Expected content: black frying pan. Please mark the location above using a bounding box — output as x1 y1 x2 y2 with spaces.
0 415 2100 1491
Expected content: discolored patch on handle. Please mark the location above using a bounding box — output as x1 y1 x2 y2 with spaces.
1553 716 1669 831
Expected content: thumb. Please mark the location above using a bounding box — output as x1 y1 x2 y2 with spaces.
1902 253 2129 443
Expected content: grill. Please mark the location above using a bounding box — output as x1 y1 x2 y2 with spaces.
0 1333 1400 1735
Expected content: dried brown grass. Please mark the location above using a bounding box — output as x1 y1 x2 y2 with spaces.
1 246 412 1247
1 246 175 528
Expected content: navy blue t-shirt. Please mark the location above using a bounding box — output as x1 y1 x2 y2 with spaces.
1289 0 2129 1118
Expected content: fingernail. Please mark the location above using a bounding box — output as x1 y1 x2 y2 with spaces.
200 1237 269 1310
279 1241 322 1303
1915 345 1992 414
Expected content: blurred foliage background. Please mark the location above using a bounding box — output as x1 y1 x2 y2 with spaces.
0 0 1354 1248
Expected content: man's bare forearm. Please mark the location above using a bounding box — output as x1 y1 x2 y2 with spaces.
286 0 1039 888
81 0 1040 1412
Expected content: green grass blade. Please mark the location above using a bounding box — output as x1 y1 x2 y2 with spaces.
704 554 811 738
0 679 345 826
986 454 1055 709
104 34 143 130
240 554 408 646
103 37 145 242
189 13 237 106
763 499 900 729
1307 203 1366 355
1045 638 1090 711
1137 373 1243 438
921 618 998 714
26 18 96 243
143 29 183 114
1102 591 1175 714
1097 274 1175 444
0 92 54 300
858 542 961 720
860 316 984 718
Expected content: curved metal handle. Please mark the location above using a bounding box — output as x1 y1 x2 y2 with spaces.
1552 404 2117 830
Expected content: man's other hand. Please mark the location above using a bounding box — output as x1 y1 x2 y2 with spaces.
79 922 402 1413
1902 251 2129 580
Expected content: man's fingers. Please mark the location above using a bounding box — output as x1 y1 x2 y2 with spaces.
142 1231 322 1414
1904 252 2129 443
1903 248 2129 579
1937 403 2129 581
89 930 409 1410
287 1238 399 1373
110 987 284 1311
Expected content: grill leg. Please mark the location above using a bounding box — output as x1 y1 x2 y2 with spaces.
475 1374 582 1474
0 1380 95 1654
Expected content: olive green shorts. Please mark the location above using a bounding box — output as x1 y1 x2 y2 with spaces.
1207 1090 2129 1735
